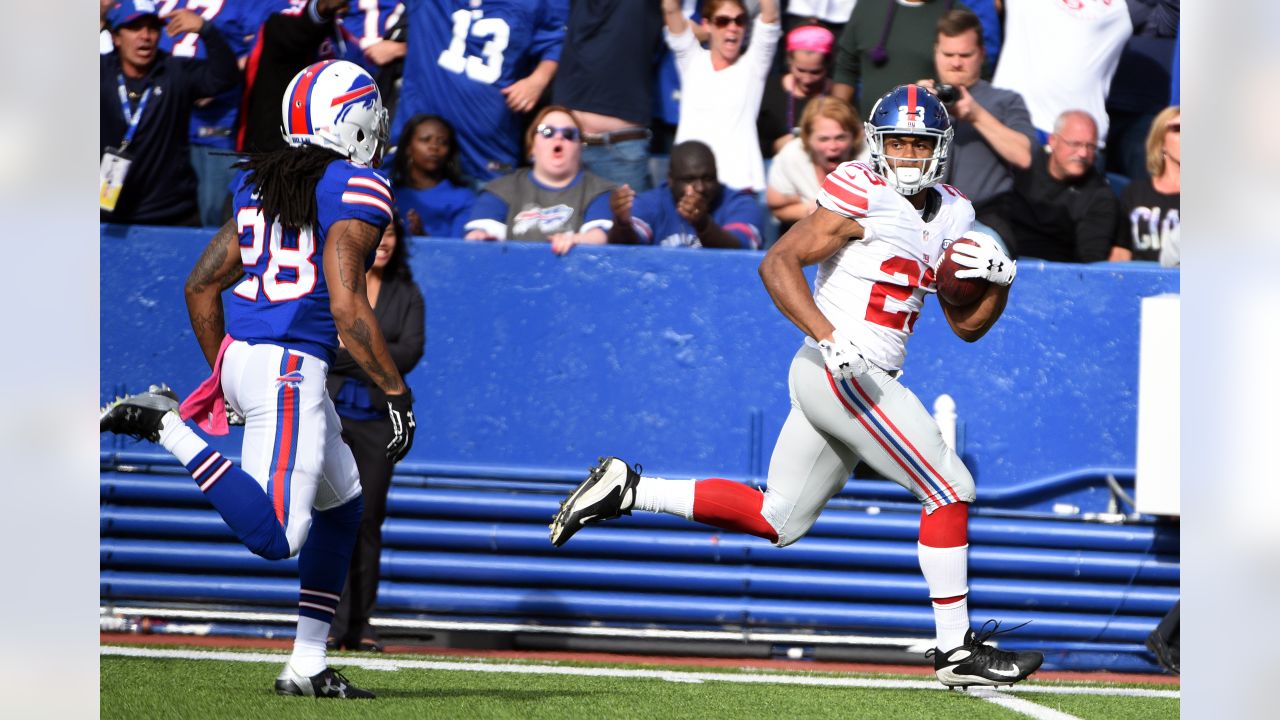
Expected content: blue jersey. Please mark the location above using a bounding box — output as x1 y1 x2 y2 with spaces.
394 179 475 238
393 0 568 180
341 1 405 50
225 160 394 363
630 183 762 249
156 0 257 150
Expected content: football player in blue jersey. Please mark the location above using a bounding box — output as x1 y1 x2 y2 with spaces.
393 0 569 181
101 59 414 700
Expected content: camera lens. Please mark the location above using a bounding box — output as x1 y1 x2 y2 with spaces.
934 83 957 104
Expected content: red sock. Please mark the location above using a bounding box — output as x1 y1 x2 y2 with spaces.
919 502 969 548
692 478 778 542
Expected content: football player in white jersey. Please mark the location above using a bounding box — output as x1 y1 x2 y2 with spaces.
550 84 1040 688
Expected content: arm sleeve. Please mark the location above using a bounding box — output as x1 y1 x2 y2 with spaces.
529 0 569 63
718 190 764 249
335 169 395 232
184 21 241 98
463 191 510 239
744 16 782 80
386 281 426 374
1076 188 1121 262
579 191 616 234
628 190 660 243
664 23 698 75
1000 92 1040 147
1115 185 1136 251
815 162 872 219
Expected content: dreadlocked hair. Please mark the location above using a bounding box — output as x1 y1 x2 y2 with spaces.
235 145 345 229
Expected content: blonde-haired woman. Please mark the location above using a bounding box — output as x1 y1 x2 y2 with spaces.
765 96 868 231
1109 106 1180 265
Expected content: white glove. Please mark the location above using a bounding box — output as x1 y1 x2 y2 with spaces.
818 329 870 380
951 231 1016 286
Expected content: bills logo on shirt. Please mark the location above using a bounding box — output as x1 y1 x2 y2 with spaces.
513 204 574 235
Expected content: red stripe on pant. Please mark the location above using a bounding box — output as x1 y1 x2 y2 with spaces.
692 479 778 542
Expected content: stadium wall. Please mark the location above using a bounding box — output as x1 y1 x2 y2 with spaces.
102 226 1178 515
100 226 1180 672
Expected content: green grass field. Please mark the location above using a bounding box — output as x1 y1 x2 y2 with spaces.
101 645 1179 720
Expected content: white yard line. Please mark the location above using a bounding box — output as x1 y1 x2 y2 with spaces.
102 645 1179 705
969 687 1084 720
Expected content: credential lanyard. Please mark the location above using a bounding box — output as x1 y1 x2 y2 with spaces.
116 74 153 152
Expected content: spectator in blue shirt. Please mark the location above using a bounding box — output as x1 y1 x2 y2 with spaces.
608 140 762 249
390 114 476 238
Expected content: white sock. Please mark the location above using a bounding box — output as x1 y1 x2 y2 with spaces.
918 543 970 650
158 412 207 466
932 596 970 651
289 616 330 676
634 477 694 519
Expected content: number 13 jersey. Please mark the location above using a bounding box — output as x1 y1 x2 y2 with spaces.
813 161 975 372
225 160 394 365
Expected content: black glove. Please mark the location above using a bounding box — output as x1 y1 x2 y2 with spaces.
385 390 416 463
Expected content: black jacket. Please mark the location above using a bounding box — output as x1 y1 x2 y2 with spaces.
326 274 426 412
238 2 340 154
1009 151 1120 263
100 24 238 224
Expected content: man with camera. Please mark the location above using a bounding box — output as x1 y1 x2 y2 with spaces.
918 9 1035 256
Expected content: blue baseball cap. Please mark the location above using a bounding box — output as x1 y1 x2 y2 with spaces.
106 0 161 32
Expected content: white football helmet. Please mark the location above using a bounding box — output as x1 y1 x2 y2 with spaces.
281 59 388 167
865 84 954 195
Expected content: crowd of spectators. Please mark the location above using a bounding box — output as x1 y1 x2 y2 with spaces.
101 0 1181 266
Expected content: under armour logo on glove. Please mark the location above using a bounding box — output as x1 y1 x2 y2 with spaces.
952 231 1017 286
386 390 417 463
818 330 871 381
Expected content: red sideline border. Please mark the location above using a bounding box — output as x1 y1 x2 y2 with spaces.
100 632 1180 687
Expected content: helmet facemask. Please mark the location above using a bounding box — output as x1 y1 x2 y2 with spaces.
865 84 955 195
867 128 953 194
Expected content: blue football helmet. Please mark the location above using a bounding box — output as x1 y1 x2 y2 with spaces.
865 84 954 195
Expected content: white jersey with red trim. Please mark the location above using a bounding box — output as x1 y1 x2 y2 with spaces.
812 161 975 371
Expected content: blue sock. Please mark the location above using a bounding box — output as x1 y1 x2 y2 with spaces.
186 447 291 560
296 496 363 624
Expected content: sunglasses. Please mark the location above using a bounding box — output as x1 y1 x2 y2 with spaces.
535 124 580 142
710 15 747 28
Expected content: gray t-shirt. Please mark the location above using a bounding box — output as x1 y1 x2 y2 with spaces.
943 80 1038 205
479 169 616 242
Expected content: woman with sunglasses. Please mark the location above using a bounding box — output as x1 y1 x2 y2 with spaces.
463 106 617 255
663 0 781 192
1109 106 1180 266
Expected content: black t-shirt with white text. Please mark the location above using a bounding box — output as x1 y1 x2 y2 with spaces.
1117 178 1180 261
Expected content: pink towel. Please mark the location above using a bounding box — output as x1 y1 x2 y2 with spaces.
180 335 234 435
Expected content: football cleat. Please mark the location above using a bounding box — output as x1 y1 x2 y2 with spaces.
274 664 375 699
926 620 1044 688
549 456 641 547
99 384 179 443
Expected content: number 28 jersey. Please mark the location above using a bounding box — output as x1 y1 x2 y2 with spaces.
813 161 975 372
225 159 394 365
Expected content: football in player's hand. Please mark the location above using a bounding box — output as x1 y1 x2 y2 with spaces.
936 239 989 307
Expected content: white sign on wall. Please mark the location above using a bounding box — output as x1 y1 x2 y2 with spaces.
1135 294 1180 517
